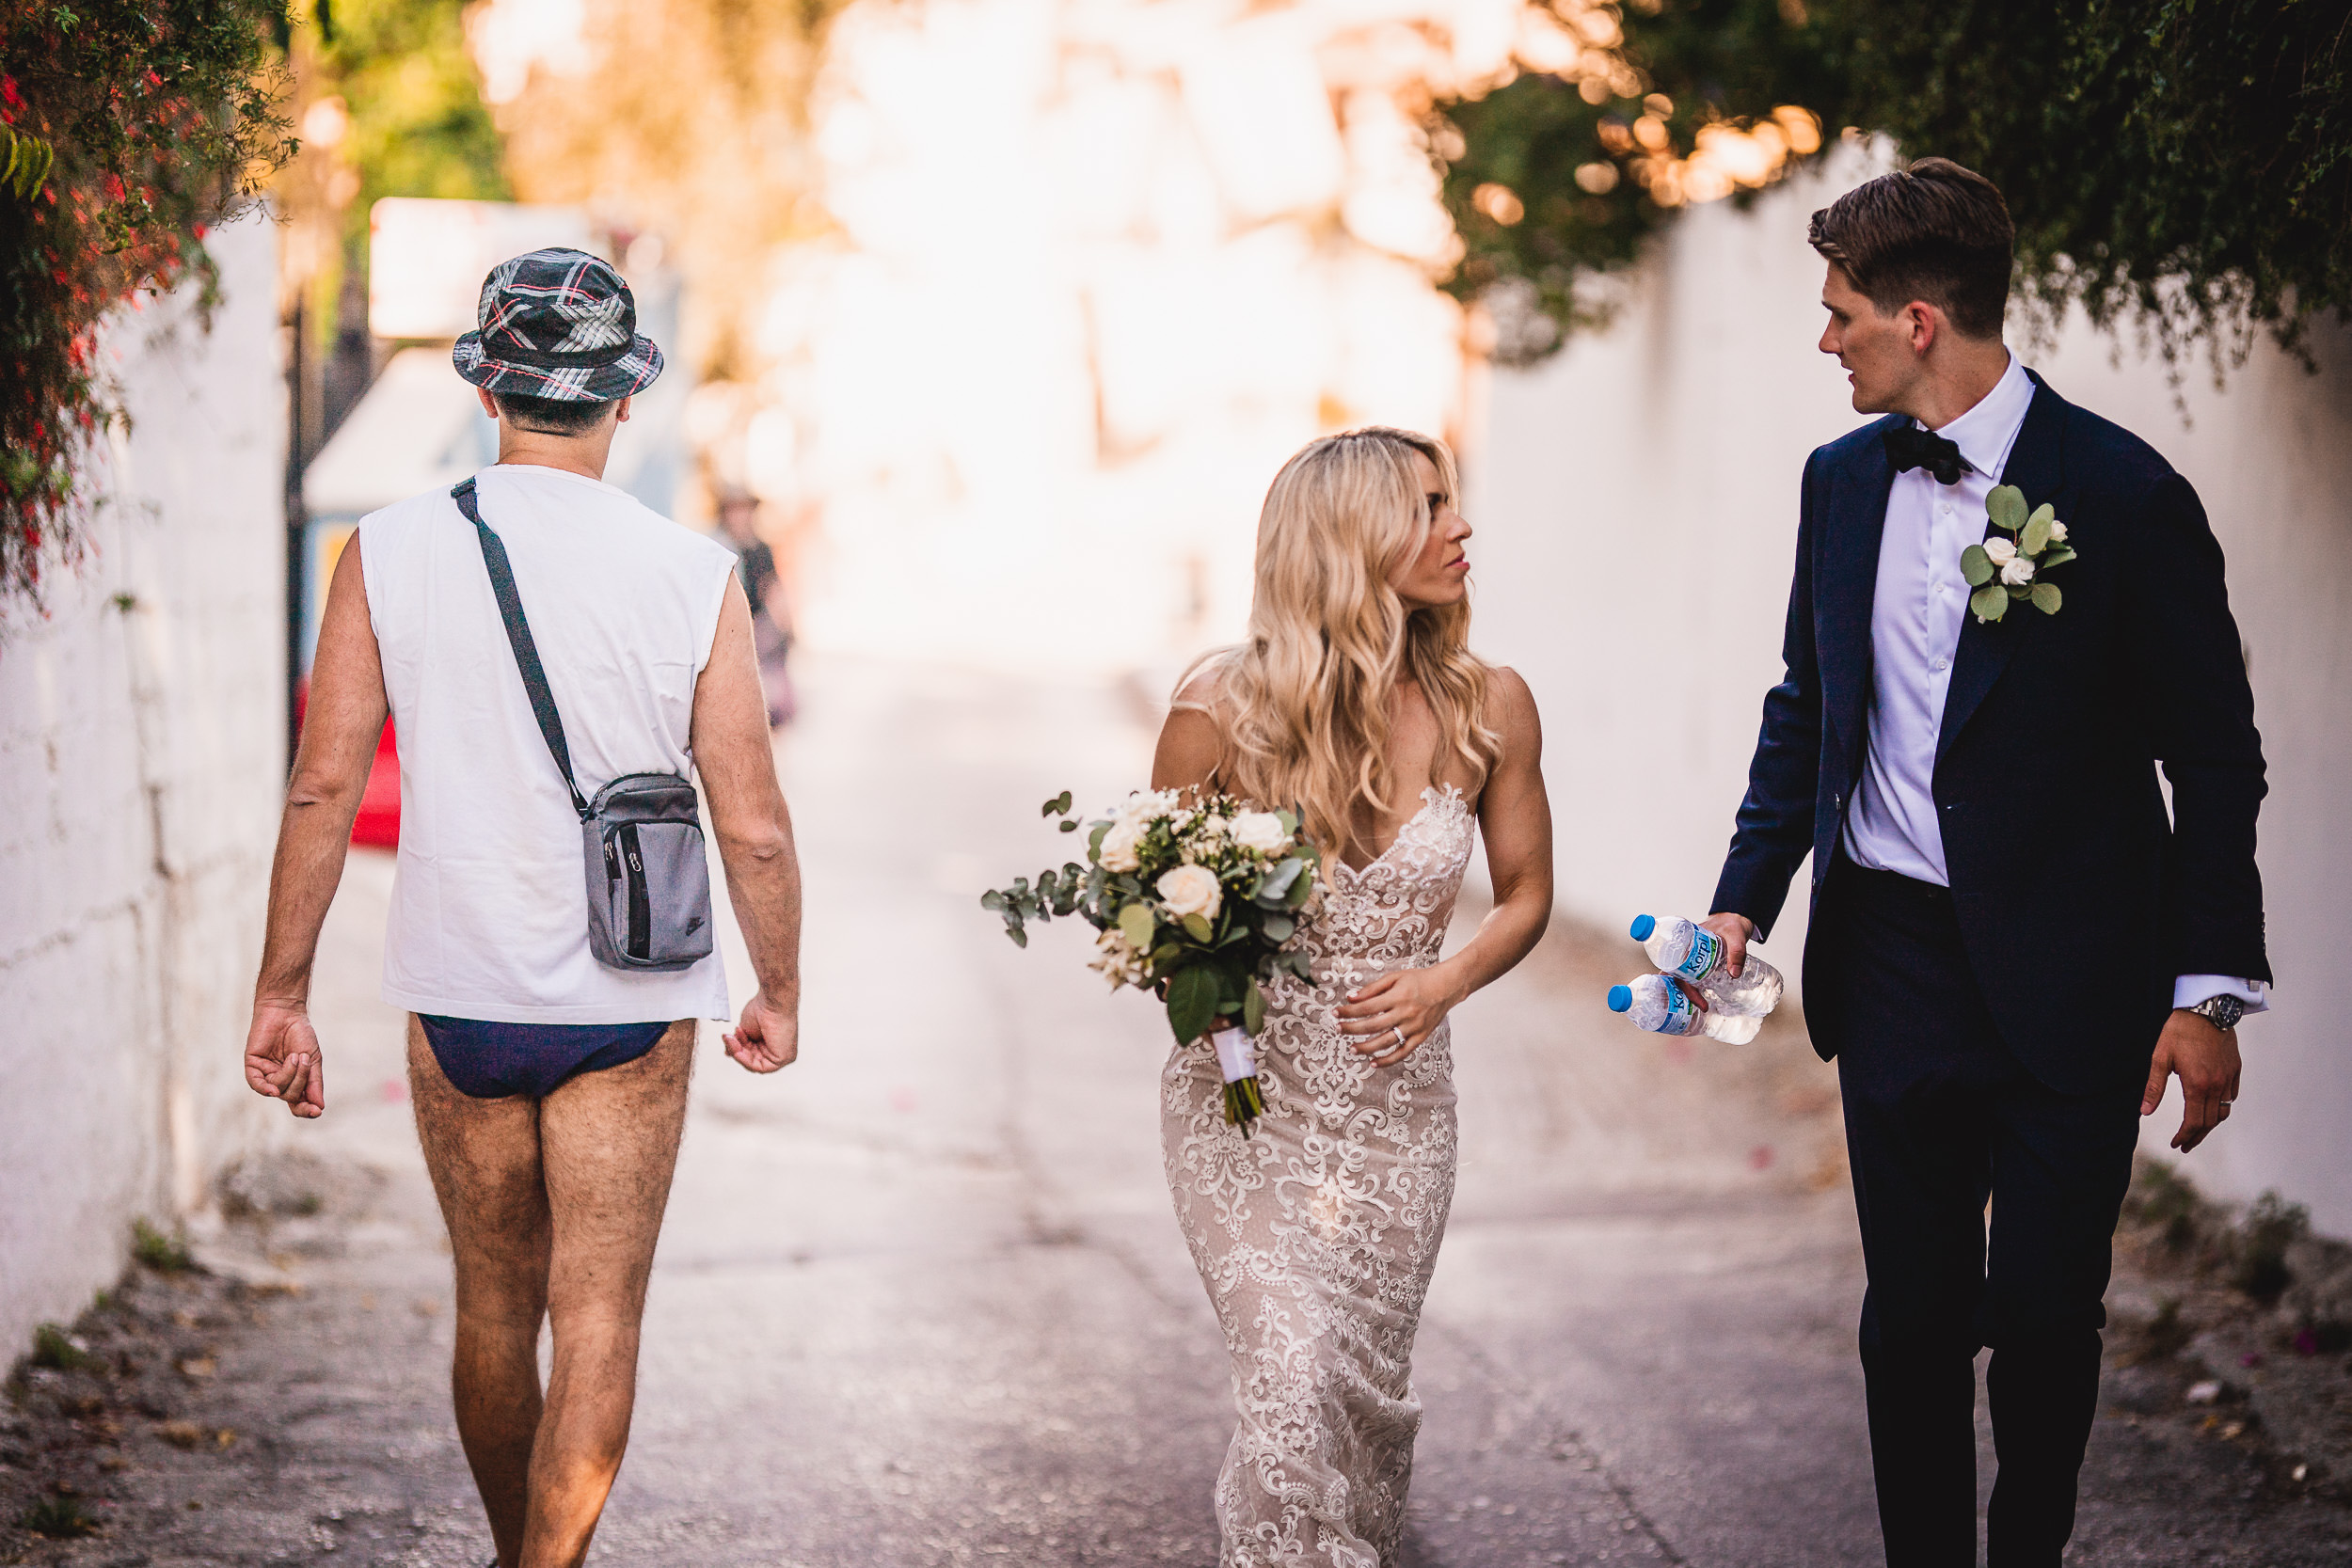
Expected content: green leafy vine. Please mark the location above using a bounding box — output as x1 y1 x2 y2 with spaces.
2 1 294 607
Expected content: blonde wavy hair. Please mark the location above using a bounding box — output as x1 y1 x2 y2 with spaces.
1183 426 1502 866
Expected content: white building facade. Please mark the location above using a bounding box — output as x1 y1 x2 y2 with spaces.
0 214 288 1354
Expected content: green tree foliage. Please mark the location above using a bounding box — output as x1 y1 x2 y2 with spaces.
1438 0 2352 368
310 0 507 246
1 1 292 604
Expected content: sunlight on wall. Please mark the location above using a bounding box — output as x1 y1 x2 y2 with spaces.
741 0 1568 673
469 0 1615 673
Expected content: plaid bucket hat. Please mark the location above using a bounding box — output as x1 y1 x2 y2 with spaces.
453 247 663 402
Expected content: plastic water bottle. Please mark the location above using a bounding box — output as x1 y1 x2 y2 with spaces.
1607 974 1761 1044
1630 914 1785 1018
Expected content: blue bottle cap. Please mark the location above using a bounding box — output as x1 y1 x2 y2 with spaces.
1607 985 1632 1013
1629 914 1656 942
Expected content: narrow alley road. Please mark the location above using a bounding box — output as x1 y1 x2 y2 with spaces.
40 658 2347 1567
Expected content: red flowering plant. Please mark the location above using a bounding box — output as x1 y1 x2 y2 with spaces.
1 2 293 607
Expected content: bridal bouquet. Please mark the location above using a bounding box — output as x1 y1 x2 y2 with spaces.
981 788 1323 1133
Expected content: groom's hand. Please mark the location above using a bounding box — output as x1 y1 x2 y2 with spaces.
1701 912 1758 977
2142 1009 2241 1152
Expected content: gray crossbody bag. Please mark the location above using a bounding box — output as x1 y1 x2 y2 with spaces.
452 478 715 973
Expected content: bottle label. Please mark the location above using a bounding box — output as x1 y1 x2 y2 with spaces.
1661 980 1700 1035
1673 927 1723 983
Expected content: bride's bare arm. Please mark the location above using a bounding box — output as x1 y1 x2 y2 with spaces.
1338 667 1552 1062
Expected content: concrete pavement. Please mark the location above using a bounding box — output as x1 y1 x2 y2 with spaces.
30 656 2348 1566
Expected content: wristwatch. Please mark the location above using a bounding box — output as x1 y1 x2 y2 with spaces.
2186 993 2246 1031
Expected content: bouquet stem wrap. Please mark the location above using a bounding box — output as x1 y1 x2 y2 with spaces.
1211 1024 1266 1135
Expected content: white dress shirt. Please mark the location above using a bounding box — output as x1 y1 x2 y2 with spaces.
1842 353 2267 1017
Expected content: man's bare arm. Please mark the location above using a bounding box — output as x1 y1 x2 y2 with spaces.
246 536 389 1117
691 578 804 1072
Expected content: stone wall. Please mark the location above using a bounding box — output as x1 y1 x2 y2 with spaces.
1466 154 2352 1230
0 214 287 1354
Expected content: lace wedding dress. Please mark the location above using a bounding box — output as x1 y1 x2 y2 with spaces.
1161 784 1477 1567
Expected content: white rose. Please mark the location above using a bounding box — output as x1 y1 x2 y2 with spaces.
2047 521 2068 543
1098 816 1145 872
2000 555 2036 586
1156 863 1222 921
1231 812 1291 854
1981 536 2018 564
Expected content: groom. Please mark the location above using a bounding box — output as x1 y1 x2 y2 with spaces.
1699 158 2269 1566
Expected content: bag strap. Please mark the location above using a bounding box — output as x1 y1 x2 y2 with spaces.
452 477 593 822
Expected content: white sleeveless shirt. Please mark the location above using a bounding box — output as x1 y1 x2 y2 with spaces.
361 464 738 1024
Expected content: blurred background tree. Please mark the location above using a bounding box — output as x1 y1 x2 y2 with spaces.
278 0 510 459
482 0 843 387
1438 0 2352 371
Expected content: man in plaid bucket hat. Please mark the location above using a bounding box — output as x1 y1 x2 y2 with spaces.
453 246 666 404
245 246 804 1568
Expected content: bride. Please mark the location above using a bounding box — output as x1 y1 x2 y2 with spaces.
1154 426 1554 1566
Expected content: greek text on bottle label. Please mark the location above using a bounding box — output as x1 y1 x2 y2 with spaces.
1661 982 1697 1033
1674 927 1723 982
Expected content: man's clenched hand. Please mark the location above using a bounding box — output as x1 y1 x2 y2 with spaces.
2143 1009 2241 1152
725 990 800 1073
245 1000 326 1118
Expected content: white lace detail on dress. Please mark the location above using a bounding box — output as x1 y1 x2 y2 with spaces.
1161 785 1477 1567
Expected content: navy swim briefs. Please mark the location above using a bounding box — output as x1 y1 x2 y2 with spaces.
417 1016 672 1101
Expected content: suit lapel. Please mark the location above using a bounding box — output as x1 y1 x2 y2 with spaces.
1937 375 2072 761
1818 422 1898 788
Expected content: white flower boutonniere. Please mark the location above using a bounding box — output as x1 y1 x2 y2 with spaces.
1962 484 2076 623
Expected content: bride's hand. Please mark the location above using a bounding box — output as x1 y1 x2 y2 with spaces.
1338 966 1464 1065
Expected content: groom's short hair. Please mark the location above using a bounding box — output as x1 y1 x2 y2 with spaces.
1808 158 2013 340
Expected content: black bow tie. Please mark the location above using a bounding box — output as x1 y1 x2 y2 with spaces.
1884 424 1969 485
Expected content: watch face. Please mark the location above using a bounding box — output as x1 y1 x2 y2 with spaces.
2201 996 2244 1029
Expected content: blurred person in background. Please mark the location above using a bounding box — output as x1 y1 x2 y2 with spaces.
714 488 797 728
243 249 804 1568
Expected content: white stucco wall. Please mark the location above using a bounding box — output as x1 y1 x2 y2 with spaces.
0 212 288 1356
1466 161 2352 1230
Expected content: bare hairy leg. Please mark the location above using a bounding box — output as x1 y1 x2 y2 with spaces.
406 1019 552 1568
519 1020 694 1568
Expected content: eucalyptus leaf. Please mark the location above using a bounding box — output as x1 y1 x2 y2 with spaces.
1167 966 1216 1044
979 890 1005 911
1059 819 1078 832
1119 900 1156 951
1277 809 1299 835
1243 975 1267 1036
1041 791 1072 817
1006 926 1028 949
2008 581 2031 599
1182 912 1215 943
1286 869 1315 909
1988 485 2027 533
1089 821 1110 857
2031 582 2063 615
2038 546 2077 569
1257 858 1303 901
2022 512 2054 556
1149 942 1184 974
1260 911 1295 943
1970 584 2010 622
1961 544 1994 587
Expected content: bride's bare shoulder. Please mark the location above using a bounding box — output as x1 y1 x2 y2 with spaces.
1154 657 1235 791
1480 662 1542 760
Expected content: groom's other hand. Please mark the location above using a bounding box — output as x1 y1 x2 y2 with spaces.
1701 912 1759 977
2142 1009 2243 1152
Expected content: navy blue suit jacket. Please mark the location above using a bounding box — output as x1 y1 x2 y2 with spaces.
1710 374 2270 1095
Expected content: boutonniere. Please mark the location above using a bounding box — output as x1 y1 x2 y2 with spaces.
1962 484 2076 623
